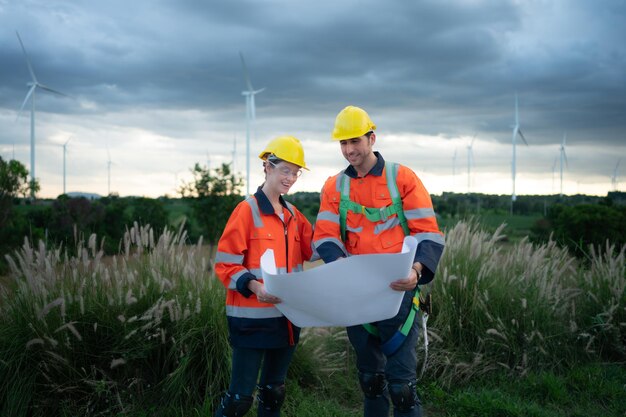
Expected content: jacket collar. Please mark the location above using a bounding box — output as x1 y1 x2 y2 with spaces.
344 151 385 179
254 186 289 215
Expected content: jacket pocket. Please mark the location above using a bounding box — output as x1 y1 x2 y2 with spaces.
250 231 276 251
379 228 404 251
375 184 391 201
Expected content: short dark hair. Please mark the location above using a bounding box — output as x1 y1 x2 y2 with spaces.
266 154 284 164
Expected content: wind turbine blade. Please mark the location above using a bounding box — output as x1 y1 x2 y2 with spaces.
16 84 36 120
38 84 71 98
16 31 37 83
563 151 568 168
239 52 254 91
64 136 72 146
253 87 266 95
517 129 529 146
470 133 477 147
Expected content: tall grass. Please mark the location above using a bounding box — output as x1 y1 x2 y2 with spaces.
299 221 625 389
425 220 625 385
0 223 229 416
1 220 623 415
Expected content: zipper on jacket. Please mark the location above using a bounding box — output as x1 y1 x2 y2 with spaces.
277 209 295 345
277 210 292 273
283 220 289 272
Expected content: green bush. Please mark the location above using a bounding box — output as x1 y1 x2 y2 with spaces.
537 204 626 257
179 162 244 245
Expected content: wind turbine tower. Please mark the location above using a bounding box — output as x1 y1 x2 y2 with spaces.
106 146 114 196
612 159 621 191
559 132 568 197
551 157 558 194
511 94 529 208
467 135 476 193
62 136 72 195
232 134 237 173
172 170 184 196
452 148 457 190
16 31 69 198
240 52 265 197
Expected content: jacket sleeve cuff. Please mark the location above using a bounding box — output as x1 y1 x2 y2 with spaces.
317 241 346 263
414 240 445 285
417 266 434 285
236 272 257 298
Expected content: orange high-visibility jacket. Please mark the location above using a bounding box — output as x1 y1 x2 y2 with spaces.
313 152 444 283
215 188 315 348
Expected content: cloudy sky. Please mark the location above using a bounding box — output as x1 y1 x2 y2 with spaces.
0 0 625 199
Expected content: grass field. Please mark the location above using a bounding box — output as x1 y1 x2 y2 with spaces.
439 212 540 242
422 363 625 417
1 220 623 416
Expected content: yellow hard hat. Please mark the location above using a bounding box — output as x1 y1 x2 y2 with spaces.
331 105 376 141
258 135 309 170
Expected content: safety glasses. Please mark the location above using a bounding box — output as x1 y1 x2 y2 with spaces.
267 160 303 178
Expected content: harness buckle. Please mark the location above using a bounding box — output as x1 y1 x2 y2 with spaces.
419 293 432 316
379 207 389 222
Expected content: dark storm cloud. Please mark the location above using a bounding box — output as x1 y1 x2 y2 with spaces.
1 0 625 149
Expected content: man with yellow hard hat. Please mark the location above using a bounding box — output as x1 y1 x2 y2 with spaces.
313 106 445 417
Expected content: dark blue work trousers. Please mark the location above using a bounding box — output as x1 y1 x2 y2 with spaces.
228 345 296 417
347 310 422 417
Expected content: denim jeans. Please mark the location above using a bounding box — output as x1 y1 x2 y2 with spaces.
224 345 296 417
347 311 422 417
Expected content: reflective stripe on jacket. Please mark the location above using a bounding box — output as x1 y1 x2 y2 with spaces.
214 187 315 348
313 152 444 283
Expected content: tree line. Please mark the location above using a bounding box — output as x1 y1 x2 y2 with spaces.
1 156 625 274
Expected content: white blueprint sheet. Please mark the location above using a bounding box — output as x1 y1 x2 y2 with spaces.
261 236 417 327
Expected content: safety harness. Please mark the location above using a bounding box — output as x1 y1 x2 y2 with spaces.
339 161 410 241
361 294 421 356
338 161 429 360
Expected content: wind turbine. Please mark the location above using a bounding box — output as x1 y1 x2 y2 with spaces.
240 52 265 197
551 157 558 194
612 158 621 191
511 93 529 208
62 136 72 195
559 132 568 197
452 148 457 190
173 170 183 196
467 134 476 193
106 145 115 196
232 134 237 174
16 31 69 199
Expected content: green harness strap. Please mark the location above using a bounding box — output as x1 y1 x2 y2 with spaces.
362 292 420 337
362 292 421 356
338 161 417 356
338 161 410 241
